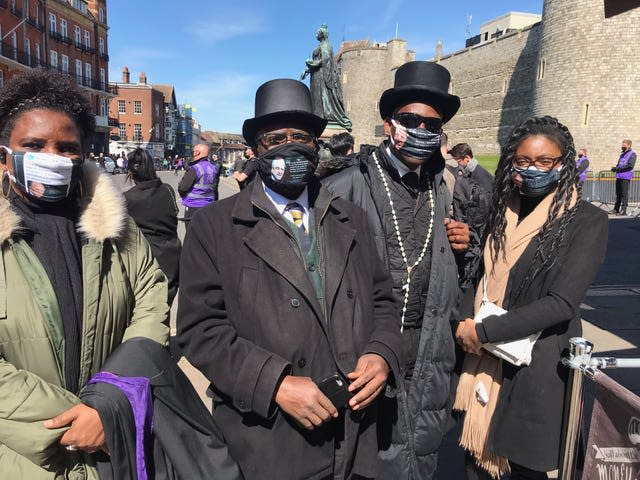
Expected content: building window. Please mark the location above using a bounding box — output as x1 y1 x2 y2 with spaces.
502 77 508 94
134 124 142 142
61 19 67 38
75 59 82 84
99 68 105 90
0 70 3 88
118 123 126 139
154 124 160 139
537 58 545 80
74 25 81 45
99 97 107 116
85 62 91 87
583 103 590 126
84 30 90 49
99 37 105 55
34 3 39 26
49 13 56 33
118 100 126 113
24 38 31 66
155 103 160 116
35 43 40 65
61 54 69 73
134 100 142 114
343 73 348 84
98 6 105 23
50 50 58 68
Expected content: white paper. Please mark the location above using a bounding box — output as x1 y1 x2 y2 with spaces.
474 301 541 366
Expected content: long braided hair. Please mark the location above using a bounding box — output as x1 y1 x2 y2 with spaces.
486 116 581 299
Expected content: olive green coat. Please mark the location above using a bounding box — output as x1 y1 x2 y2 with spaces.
0 168 169 479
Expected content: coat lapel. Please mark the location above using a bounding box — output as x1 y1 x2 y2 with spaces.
237 181 325 323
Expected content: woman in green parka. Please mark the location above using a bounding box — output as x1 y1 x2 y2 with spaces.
0 70 169 478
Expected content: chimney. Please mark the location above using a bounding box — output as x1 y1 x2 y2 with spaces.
139 72 147 85
122 66 130 84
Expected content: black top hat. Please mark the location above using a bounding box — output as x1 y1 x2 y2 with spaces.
379 61 460 123
242 79 328 145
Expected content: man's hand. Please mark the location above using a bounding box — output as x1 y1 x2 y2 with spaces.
274 376 338 430
445 218 470 254
44 404 106 453
346 354 389 411
455 318 483 356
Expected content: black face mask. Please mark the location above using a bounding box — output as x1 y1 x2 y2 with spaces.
258 143 319 199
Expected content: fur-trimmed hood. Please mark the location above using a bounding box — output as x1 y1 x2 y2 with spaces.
0 163 127 244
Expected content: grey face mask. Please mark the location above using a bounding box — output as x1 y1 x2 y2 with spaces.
390 119 441 160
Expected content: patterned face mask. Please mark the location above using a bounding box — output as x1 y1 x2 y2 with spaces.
258 143 319 199
390 119 441 160
514 165 561 198
1 146 82 202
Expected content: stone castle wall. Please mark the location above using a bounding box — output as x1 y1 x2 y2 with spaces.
338 39 414 147
437 25 541 156
534 0 640 171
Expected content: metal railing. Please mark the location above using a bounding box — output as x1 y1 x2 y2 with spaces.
581 171 640 217
559 337 640 479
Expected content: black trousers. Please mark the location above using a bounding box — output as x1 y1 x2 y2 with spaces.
614 178 630 212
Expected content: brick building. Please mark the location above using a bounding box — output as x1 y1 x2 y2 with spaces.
108 67 166 159
153 83 179 159
0 0 112 153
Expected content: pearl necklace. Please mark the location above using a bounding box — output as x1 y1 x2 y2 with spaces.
372 151 435 332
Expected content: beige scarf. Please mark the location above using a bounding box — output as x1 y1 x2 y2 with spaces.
453 189 575 478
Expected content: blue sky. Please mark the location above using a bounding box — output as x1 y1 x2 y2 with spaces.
107 0 542 134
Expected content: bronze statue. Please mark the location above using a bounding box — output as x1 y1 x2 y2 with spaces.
301 24 352 131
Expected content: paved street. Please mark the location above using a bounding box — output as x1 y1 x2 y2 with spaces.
115 171 639 478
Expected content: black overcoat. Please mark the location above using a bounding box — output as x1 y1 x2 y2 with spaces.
460 200 608 471
177 179 401 480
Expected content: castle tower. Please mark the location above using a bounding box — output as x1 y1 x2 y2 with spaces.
533 0 640 169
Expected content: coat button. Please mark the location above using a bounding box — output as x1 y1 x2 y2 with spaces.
308 264 316 272
347 288 354 298
440 246 445 253
290 298 300 308
432 308 438 316
297 358 306 368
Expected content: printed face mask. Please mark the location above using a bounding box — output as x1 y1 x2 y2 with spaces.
390 119 441 160
514 165 561 198
1 146 83 202
257 143 319 200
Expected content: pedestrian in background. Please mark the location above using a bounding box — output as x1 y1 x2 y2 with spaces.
576 148 589 184
233 145 258 189
125 148 182 305
454 116 608 480
611 139 636 216
178 143 219 225
315 132 359 179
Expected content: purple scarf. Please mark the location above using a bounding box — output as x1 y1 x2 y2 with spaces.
88 371 153 480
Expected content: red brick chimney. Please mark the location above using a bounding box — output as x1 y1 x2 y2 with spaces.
122 66 130 83
139 72 147 85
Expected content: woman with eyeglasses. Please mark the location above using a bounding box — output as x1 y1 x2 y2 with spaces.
453 116 608 479
0 69 169 477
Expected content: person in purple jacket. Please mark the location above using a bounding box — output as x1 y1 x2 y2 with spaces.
178 143 220 226
576 148 590 183
611 139 636 216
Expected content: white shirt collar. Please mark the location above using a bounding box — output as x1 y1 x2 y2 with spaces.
262 183 309 231
385 145 421 178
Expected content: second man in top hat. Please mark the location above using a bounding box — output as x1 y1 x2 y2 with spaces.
177 78 402 479
324 60 469 480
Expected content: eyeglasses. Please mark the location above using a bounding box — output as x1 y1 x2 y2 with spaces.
393 113 443 132
257 131 315 148
512 155 562 170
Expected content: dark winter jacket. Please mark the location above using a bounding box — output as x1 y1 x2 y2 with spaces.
177 178 402 480
323 144 460 480
460 200 608 471
124 178 181 305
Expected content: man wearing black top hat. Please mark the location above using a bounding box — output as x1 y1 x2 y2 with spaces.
324 61 468 480
177 78 402 479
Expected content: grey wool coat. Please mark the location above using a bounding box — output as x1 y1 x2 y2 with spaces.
177 178 402 480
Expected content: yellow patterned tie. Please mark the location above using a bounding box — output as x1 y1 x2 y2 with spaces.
286 202 306 234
